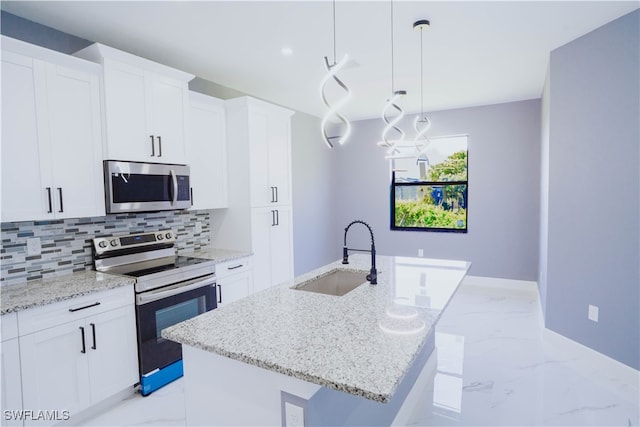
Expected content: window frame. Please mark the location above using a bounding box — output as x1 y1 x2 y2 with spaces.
390 141 469 233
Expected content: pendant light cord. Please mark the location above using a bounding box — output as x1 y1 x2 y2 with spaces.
420 25 424 117
390 0 394 94
332 0 337 65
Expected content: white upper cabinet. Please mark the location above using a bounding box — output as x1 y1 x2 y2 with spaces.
227 97 293 207
187 91 228 210
74 43 194 165
1 37 104 222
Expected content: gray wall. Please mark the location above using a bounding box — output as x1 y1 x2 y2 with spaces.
542 10 640 370
334 100 542 281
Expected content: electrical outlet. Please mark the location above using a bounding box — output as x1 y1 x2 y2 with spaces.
418 249 424 257
26 237 41 256
284 402 304 427
588 304 599 322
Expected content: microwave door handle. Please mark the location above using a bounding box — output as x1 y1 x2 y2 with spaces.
170 169 178 205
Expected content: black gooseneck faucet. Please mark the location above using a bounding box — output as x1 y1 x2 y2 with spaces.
342 220 377 285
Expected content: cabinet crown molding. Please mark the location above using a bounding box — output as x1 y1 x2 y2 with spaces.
1 35 101 73
225 96 295 118
73 42 194 82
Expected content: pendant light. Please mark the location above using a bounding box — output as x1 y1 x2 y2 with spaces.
380 0 407 159
413 19 431 158
320 0 351 149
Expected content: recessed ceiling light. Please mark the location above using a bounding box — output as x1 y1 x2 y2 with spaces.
281 47 293 56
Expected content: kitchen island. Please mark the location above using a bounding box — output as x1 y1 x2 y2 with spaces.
163 254 470 426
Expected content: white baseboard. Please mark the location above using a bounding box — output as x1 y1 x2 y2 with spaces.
462 275 538 293
543 327 639 400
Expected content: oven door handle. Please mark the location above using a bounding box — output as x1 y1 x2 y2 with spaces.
136 275 216 305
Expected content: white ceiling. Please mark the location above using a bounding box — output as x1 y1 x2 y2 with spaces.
2 1 638 120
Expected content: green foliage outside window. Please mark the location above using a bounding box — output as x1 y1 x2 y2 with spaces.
392 146 468 232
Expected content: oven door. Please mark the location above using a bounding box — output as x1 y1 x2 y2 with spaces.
135 274 216 378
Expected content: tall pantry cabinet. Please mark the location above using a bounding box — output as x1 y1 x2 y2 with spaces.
213 97 294 293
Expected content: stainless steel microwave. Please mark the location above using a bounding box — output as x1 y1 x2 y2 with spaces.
104 160 191 213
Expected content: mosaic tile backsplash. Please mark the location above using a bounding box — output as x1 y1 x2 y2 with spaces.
0 210 212 286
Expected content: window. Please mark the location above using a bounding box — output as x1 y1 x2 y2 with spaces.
391 135 468 232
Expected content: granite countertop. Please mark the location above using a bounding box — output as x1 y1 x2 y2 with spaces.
0 247 250 316
179 247 252 263
163 254 471 403
1 270 135 315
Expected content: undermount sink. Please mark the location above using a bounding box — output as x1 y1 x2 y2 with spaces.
293 269 368 297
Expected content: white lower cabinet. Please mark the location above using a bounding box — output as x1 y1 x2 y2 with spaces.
1 313 23 427
17 287 137 426
216 258 252 307
19 320 91 420
251 206 293 293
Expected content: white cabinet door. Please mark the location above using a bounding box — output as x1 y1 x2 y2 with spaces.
152 75 187 164
102 59 188 164
250 208 275 294
46 63 104 219
248 109 271 207
102 59 152 162
188 92 228 210
1 52 53 222
1 333 23 427
1 313 21 426
247 104 292 208
269 206 293 287
1 50 104 223
86 306 138 404
19 320 91 423
266 113 292 206
250 207 293 292
217 273 251 307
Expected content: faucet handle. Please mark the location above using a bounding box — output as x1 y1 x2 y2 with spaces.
342 246 349 264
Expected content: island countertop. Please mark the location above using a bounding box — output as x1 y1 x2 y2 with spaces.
163 254 470 403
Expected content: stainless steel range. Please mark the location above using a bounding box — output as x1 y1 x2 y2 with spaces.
93 231 217 396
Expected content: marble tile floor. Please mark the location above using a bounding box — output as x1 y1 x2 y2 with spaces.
81 281 639 427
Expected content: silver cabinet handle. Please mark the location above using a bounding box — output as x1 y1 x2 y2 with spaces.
157 136 162 157
57 187 64 213
79 326 86 354
90 323 97 350
217 284 222 304
150 135 155 156
46 187 52 213
69 302 101 312
228 264 243 270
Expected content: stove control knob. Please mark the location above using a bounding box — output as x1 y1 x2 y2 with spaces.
156 233 163 240
98 241 108 249
109 239 118 247
165 232 172 240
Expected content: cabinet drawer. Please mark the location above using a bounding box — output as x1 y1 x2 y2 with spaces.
18 286 133 336
1 312 19 341
216 257 252 280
